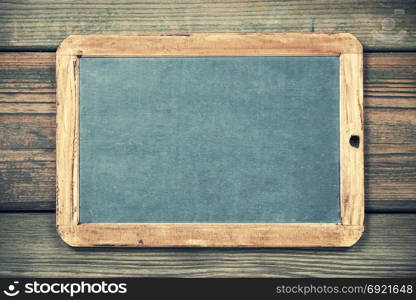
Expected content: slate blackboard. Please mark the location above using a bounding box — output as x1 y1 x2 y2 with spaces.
56 34 364 247
79 56 340 223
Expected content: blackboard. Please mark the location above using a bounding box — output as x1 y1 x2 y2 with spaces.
79 56 340 223
56 33 364 247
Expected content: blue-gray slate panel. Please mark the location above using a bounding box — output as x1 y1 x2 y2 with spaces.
79 56 339 223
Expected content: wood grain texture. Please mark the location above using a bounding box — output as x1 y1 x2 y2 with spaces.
364 53 416 211
0 114 55 149
339 52 364 226
0 213 414 277
0 0 415 51
58 223 363 248
0 52 415 211
365 53 416 109
0 52 56 115
57 33 362 56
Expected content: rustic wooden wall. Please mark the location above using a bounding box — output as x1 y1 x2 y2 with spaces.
0 0 415 277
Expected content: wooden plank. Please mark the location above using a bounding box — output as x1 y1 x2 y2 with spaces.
365 53 416 109
339 51 364 226
0 52 55 103
2 52 415 110
0 114 55 149
0 150 55 211
57 33 362 56
0 52 55 113
0 213 415 277
0 0 415 51
364 53 416 210
0 53 56 212
0 52 415 212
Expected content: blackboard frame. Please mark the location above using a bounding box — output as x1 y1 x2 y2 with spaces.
56 33 364 247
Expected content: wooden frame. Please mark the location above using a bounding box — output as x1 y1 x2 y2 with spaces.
56 33 364 247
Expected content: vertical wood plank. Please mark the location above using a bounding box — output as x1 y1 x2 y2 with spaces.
340 53 365 226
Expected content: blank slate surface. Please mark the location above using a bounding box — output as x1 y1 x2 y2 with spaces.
79 56 340 223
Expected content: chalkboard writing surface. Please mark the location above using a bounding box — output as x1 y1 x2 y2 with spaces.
79 57 340 223
56 33 364 247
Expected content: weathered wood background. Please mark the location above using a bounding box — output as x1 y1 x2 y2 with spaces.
0 0 415 277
